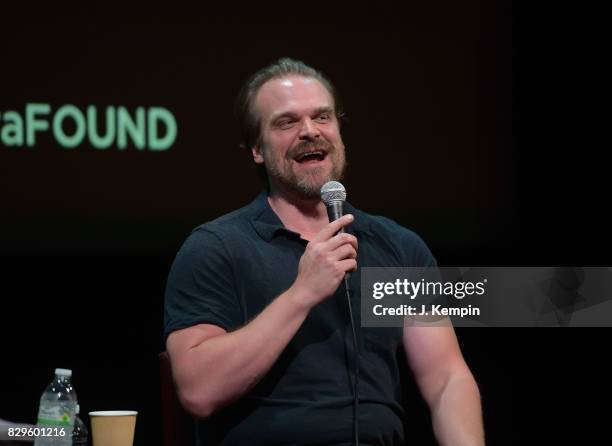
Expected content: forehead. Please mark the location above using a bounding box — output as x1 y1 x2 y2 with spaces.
254 75 334 121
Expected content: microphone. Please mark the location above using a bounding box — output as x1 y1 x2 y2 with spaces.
321 181 360 446
320 180 351 282
320 181 347 232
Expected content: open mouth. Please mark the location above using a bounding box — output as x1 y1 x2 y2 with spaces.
294 150 327 164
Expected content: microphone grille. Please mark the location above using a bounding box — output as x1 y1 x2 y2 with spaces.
320 181 347 205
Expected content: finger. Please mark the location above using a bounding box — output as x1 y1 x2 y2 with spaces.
312 214 354 243
338 258 358 273
325 232 358 252
330 244 357 262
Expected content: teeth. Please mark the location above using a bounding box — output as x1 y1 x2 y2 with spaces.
297 151 323 160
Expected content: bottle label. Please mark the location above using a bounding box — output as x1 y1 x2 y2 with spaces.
37 405 74 427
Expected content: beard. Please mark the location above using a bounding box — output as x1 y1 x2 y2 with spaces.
262 139 347 199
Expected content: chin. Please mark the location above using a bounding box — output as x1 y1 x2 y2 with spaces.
272 164 345 199
296 179 337 199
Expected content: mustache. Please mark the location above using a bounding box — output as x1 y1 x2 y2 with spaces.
288 140 335 159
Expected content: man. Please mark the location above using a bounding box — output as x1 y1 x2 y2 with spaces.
164 58 484 445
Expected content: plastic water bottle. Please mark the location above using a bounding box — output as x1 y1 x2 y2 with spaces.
71 404 88 445
34 368 78 446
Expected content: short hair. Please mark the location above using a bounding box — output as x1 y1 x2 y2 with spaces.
235 57 344 151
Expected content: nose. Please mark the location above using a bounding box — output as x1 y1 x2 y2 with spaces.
298 117 321 140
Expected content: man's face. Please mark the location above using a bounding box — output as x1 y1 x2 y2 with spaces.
251 75 346 199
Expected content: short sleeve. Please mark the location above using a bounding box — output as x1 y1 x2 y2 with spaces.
164 226 243 342
399 228 449 309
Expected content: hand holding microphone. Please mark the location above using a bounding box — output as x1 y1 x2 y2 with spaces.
290 182 357 309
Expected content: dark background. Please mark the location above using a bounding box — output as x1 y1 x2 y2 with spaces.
1 1 611 444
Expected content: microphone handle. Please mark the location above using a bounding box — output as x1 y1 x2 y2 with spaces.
326 201 351 281
326 201 345 233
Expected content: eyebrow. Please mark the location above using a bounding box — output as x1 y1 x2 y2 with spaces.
270 106 335 123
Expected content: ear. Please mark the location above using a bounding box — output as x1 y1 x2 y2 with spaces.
251 144 265 164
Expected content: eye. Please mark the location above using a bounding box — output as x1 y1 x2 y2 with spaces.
315 113 331 122
276 119 295 129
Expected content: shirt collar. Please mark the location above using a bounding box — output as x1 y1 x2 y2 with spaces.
249 191 373 242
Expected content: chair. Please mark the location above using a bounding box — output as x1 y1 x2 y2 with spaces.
159 352 196 446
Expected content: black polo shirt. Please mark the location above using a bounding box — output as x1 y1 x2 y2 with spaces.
164 191 436 446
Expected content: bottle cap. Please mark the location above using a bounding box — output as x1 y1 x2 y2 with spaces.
55 368 72 377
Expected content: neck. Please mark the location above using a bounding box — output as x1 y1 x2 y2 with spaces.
267 185 329 240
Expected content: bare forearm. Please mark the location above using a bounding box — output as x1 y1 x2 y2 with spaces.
431 373 484 446
177 287 311 417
